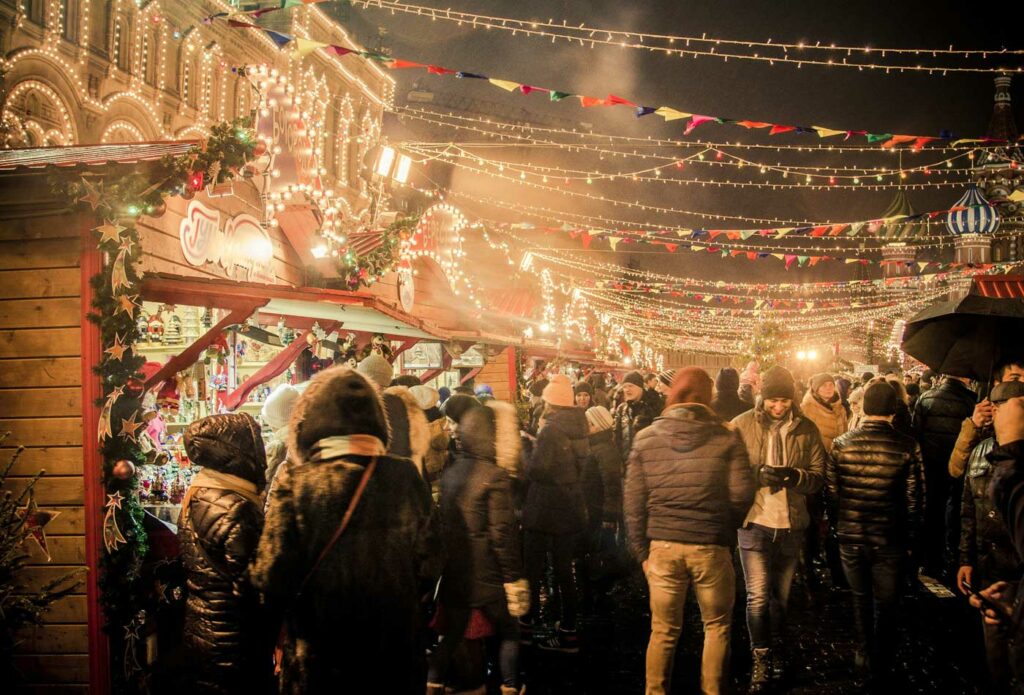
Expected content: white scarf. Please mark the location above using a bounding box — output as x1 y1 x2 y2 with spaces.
312 435 386 461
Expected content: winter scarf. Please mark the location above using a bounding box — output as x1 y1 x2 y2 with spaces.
184 468 263 510
310 435 387 461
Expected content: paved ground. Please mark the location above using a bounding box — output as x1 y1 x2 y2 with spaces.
509 561 992 694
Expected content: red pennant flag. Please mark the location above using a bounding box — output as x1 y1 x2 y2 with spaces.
770 125 798 135
664 243 678 253
810 226 828 237
228 19 258 28
326 45 355 56
882 135 917 148
785 254 798 269
829 224 846 236
746 251 757 260
684 115 716 135
388 59 424 69
581 232 592 249
520 85 547 95
912 137 937 150
726 231 740 241
809 256 823 266
578 95 605 107
708 230 724 241
427 65 456 75
737 120 773 129
730 250 744 257
605 94 636 107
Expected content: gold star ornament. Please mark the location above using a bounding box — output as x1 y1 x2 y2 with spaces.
95 221 126 245
119 412 144 442
104 333 130 361
116 294 139 317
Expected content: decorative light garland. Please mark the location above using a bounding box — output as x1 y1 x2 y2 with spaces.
351 0 1024 75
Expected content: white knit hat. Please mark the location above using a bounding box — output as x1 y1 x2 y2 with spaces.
409 384 439 410
357 352 394 390
585 406 614 432
261 383 300 430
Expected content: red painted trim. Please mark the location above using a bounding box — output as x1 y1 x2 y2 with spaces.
418 353 453 385
460 366 483 385
391 338 420 363
80 219 110 694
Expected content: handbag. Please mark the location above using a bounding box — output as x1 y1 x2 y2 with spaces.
273 457 378 673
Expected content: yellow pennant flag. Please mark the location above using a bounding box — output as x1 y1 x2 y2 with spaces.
489 79 521 92
690 245 705 252
774 228 794 238
813 126 846 138
771 253 785 261
655 107 691 122
294 38 327 57
1009 190 1024 202
607 237 622 251
845 258 861 264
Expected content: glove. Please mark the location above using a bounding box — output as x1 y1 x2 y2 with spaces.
504 579 530 618
777 468 798 488
758 465 786 487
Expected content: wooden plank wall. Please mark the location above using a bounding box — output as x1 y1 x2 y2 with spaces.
474 348 514 402
0 211 90 692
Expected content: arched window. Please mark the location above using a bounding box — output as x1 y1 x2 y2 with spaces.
112 19 128 71
60 0 78 42
182 63 192 107
141 32 153 85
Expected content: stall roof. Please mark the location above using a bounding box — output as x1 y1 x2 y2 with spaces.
973 275 1024 298
141 273 445 341
0 141 196 171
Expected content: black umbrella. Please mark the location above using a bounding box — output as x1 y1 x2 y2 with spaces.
901 292 1024 382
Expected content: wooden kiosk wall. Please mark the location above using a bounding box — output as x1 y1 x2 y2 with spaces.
0 179 93 691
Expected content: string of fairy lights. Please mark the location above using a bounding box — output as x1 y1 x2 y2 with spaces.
352 0 1024 75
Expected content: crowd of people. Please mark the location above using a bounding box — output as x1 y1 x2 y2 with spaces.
172 348 1024 694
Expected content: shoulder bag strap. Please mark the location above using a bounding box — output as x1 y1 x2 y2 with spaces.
296 456 378 598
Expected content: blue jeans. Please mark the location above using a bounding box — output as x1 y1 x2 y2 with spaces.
737 524 803 649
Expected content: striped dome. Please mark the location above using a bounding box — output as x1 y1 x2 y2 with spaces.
946 185 1000 236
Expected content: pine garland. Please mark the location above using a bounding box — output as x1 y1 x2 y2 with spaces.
333 216 416 290
52 117 255 692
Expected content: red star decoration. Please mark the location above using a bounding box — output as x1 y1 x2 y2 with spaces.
104 333 130 361
106 491 124 510
17 498 61 562
116 294 139 316
119 412 144 442
119 237 136 255
77 178 103 211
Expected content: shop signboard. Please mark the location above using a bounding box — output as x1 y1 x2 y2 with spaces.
179 199 276 284
453 345 485 368
403 341 444 369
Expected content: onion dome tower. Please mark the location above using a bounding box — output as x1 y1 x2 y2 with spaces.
878 189 924 278
946 184 1000 264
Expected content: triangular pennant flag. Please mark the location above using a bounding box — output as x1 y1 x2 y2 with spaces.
813 126 846 138
581 232 592 249
844 258 860 264
866 133 893 143
784 254 798 269
774 228 794 238
809 226 828 237
387 59 424 69
708 231 724 241
746 251 757 260
294 38 327 56
227 19 258 28
798 256 810 266
549 91 572 101
769 124 797 135
264 30 294 48
489 78 522 92
691 245 706 252
326 45 355 56
740 230 757 240
578 95 605 107
829 224 847 236
605 94 636 107
456 71 487 79
655 106 691 121
520 85 547 95
607 236 622 250
912 137 937 150
427 65 456 75
737 120 773 129
636 106 657 117
684 115 715 135
771 253 786 260
882 135 917 148
664 243 678 253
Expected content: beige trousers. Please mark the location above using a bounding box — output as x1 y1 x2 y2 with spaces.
644 541 735 695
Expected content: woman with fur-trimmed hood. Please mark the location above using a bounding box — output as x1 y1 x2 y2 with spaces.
251 367 441 694
428 400 526 695
382 385 432 478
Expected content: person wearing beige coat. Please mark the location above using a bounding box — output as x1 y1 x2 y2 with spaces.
800 374 849 452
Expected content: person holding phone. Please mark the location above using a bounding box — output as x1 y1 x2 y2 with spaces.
827 381 924 688
956 361 1024 692
731 366 826 692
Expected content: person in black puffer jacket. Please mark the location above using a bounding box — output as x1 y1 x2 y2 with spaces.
912 375 976 575
521 375 589 652
179 413 274 694
251 367 441 694
428 403 527 695
711 367 749 422
625 367 755 695
828 382 923 685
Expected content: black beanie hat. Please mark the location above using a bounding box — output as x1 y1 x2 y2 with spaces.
622 371 645 389
761 365 796 401
290 366 389 461
863 381 899 416
440 393 481 423
574 382 594 397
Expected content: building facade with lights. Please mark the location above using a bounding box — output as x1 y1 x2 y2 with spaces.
0 0 394 212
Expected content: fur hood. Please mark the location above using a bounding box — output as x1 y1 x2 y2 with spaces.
488 400 522 478
384 386 431 470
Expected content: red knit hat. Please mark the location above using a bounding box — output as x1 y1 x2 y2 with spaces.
666 366 714 407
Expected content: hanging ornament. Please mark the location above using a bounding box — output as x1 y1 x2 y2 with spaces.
95 221 126 245
116 294 140 317
207 161 221 183
104 333 130 361
102 492 128 553
111 459 136 480
111 249 131 292
17 496 61 562
97 386 124 442
187 171 205 193
119 412 144 442
77 178 104 211
123 612 144 678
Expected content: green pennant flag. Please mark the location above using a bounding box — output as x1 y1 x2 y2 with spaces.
866 133 893 143
550 91 572 101
740 230 757 240
798 256 809 266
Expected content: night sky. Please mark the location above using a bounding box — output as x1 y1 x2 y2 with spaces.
337 0 1023 284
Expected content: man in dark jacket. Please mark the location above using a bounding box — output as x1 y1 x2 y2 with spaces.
711 367 748 421
613 370 655 461
251 367 441 693
179 413 274 694
643 372 667 414
625 367 755 695
429 405 527 695
827 382 923 685
731 365 827 692
522 374 590 652
913 375 976 577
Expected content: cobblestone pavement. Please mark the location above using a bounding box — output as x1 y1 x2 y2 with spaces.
513 563 992 694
